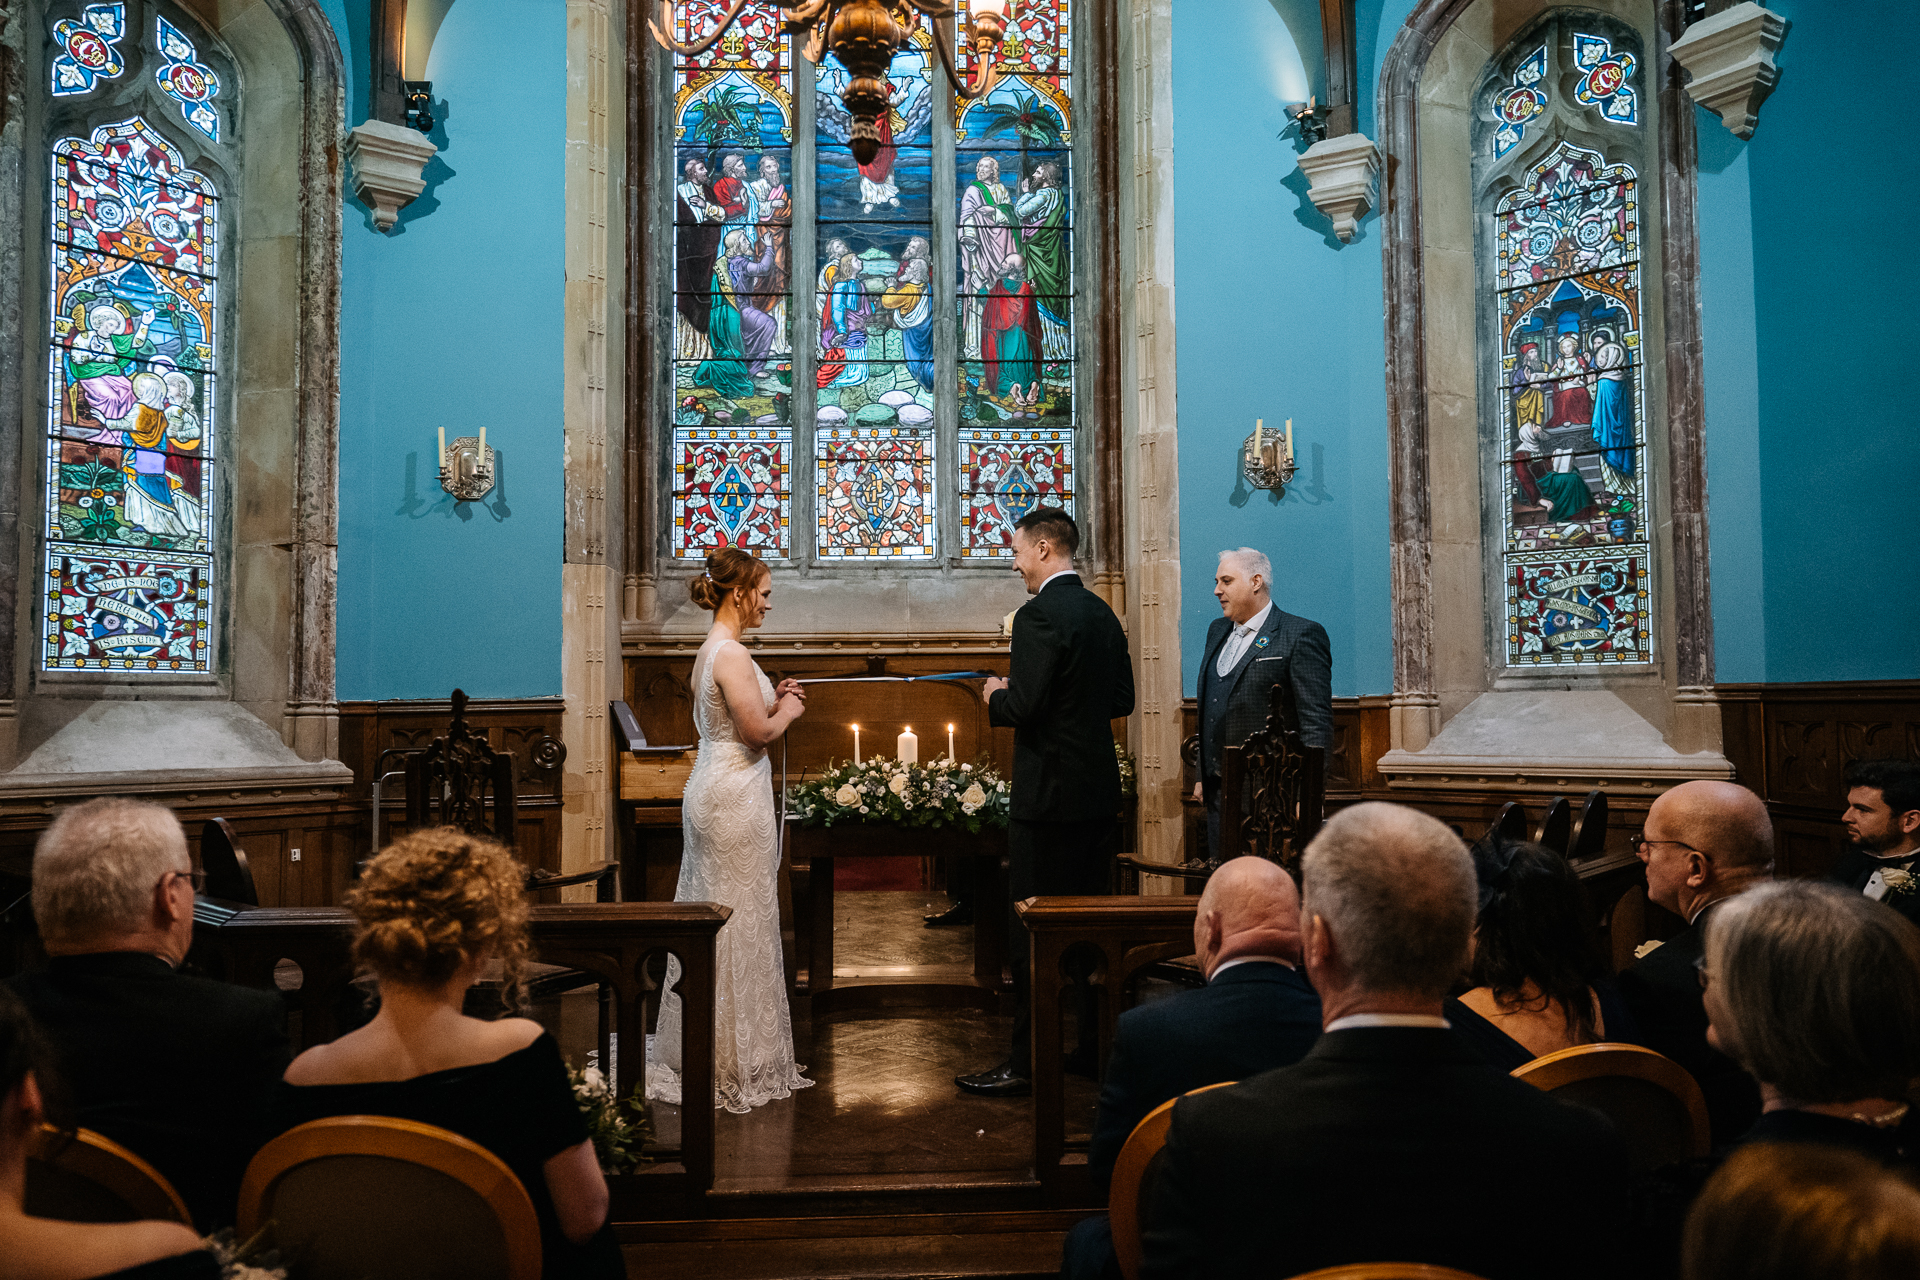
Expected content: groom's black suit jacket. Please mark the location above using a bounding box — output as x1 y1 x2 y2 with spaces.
1826 846 1920 927
989 573 1135 823
1140 1027 1629 1280
1197 606 1333 781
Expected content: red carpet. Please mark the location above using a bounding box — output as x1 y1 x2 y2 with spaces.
834 855 924 891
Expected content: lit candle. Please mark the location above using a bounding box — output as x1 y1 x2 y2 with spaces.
947 723 956 761
851 724 861 765
438 427 446 473
897 725 919 765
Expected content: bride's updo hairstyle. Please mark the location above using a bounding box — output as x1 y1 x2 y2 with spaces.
689 547 766 612
346 829 531 1011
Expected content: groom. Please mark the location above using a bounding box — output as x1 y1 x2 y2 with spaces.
957 507 1135 1098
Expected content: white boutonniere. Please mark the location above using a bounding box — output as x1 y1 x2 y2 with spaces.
1633 939 1664 960
1883 868 1917 897
1001 608 1019 639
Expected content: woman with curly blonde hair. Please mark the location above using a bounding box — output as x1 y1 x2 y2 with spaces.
276 830 620 1279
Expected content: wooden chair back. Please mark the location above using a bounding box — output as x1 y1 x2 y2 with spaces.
1607 882 1649 973
1532 795 1572 857
404 689 520 847
1219 680 1326 874
1286 1266 1493 1279
239 1116 541 1280
1568 789 1609 861
25 1124 192 1225
1488 801 1529 845
200 816 258 905
1109 1081 1237 1280
1512 1043 1710 1171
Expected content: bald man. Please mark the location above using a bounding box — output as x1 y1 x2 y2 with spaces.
1618 780 1774 1144
1062 859 1322 1280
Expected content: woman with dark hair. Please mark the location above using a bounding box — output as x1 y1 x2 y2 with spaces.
1446 840 1640 1069
0 986 214 1279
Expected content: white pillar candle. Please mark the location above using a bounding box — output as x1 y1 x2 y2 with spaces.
1284 417 1294 463
851 724 861 765
438 427 446 472
947 723 956 761
897 726 918 764
478 426 487 468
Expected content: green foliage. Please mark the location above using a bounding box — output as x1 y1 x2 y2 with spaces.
688 85 762 149
974 92 1063 150
568 1064 655 1175
789 756 1011 833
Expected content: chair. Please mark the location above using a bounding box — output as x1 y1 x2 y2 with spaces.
1532 795 1572 857
1606 882 1650 972
200 816 258 905
1567 790 1609 861
238 1116 541 1280
1487 801 1529 845
24 1124 192 1225
1512 1043 1710 1171
1110 1081 1237 1280
1286 1267 1492 1280
1218 679 1326 875
404 689 521 847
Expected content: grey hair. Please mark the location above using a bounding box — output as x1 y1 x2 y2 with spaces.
1706 880 1920 1103
1301 802 1476 999
32 797 189 943
1218 547 1273 590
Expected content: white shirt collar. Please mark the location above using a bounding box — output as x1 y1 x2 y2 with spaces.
1324 1013 1451 1032
1235 601 1273 636
1209 956 1292 979
1038 568 1077 591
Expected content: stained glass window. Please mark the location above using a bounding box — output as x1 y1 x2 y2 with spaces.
46 117 218 671
51 3 128 96
154 15 221 141
668 2 1082 563
1485 24 1650 669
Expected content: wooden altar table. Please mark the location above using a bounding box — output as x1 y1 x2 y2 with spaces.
785 818 1011 1019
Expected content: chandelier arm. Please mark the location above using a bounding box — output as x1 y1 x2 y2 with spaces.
923 11 1000 102
779 0 834 31
793 0 836 65
647 0 757 55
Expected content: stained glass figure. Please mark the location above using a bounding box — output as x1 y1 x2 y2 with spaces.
1573 33 1638 124
46 118 218 671
816 427 935 557
1495 140 1646 665
51 3 127 96
672 426 791 555
154 17 220 141
1492 46 1548 158
960 427 1072 557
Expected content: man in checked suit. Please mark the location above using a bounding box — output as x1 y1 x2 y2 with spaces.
1195 548 1333 860
957 507 1135 1097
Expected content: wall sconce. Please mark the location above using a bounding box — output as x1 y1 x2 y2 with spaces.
402 79 436 134
1283 97 1331 151
1242 418 1298 496
437 427 495 501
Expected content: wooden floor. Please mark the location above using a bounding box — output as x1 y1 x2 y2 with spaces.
600 891 1100 1279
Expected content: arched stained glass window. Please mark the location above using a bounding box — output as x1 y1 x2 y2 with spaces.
1480 16 1649 668
667 0 1082 563
43 2 228 674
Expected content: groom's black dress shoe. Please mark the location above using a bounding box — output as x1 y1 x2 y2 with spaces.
924 900 974 927
955 1060 1032 1097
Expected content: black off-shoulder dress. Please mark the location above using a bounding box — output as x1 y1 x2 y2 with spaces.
273 1033 623 1280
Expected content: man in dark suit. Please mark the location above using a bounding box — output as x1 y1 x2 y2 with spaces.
1141 803 1629 1280
1063 856 1322 1280
1616 779 1773 1144
7 798 288 1230
1826 759 1920 926
956 507 1134 1097
1195 548 1332 860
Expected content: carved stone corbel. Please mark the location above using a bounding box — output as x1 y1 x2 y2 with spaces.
1668 2 1790 140
344 120 437 232
1297 132 1381 243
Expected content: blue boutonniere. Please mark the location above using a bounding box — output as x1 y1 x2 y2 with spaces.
1254 635 1271 650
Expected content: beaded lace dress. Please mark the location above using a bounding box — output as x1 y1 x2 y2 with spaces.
646 641 812 1114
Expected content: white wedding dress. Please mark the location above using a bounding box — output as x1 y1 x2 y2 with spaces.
646 640 812 1114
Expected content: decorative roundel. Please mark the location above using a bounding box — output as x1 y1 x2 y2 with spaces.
93 197 128 229
1583 57 1628 102
160 62 213 102
1575 220 1606 248
149 212 182 241
67 28 114 71
1529 230 1556 258
1497 86 1547 125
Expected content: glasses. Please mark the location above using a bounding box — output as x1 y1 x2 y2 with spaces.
168 868 207 893
1632 832 1710 860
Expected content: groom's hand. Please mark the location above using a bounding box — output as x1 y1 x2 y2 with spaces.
981 676 1008 703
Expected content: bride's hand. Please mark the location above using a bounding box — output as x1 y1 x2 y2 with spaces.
775 679 807 703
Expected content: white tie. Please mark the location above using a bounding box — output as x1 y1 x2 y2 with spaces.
1217 624 1254 677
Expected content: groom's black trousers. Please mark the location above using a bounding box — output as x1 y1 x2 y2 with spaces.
1007 816 1114 1072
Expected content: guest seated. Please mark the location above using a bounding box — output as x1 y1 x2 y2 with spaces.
5 798 288 1230
1618 780 1773 1144
1702 880 1920 1164
1447 840 1640 1069
1828 758 1920 926
1140 803 1629 1280
1682 1144 1920 1280
1063 857 1323 1280
275 830 622 1280
0 987 216 1280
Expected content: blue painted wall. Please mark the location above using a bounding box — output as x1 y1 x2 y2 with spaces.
1170 0 1404 697
324 0 567 700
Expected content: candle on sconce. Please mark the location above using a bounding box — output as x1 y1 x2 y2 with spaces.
897 725 919 765
437 427 446 473
946 723 956 762
1284 417 1294 465
851 723 861 765
478 426 487 468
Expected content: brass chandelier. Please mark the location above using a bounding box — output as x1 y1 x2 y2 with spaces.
650 0 1014 165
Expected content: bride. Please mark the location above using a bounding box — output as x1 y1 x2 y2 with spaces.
647 548 814 1114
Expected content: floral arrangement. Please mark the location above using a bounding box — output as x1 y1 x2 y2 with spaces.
202 1227 285 1280
568 1063 654 1174
789 755 1011 833
1882 868 1916 898
1116 741 1137 799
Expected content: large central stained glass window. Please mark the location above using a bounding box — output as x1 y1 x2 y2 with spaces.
668 0 1079 562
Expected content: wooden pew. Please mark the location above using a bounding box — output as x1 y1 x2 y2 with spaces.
1016 895 1201 1202
191 899 730 1191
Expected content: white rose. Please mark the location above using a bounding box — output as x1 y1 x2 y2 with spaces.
889 774 909 795
1885 869 1915 893
1632 939 1663 960
858 805 869 813
961 782 987 809
961 763 972 772
834 784 861 807
1002 608 1019 638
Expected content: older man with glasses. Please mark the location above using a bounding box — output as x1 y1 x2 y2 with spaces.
1617 779 1774 1144
5 797 287 1230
